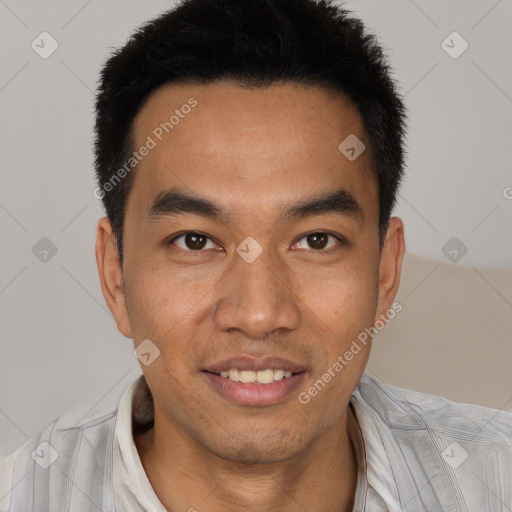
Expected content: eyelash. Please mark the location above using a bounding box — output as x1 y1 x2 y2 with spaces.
167 231 345 252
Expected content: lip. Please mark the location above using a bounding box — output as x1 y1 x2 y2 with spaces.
203 370 307 406
203 356 307 373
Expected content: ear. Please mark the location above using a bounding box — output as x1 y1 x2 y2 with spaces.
95 217 132 338
375 216 405 323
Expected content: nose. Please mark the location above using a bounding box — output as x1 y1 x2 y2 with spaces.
213 246 301 340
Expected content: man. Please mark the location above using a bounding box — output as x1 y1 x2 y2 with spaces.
1 0 511 510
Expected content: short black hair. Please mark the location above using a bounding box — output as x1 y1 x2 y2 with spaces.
94 0 406 263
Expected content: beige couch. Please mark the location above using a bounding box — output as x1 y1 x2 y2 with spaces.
367 251 512 412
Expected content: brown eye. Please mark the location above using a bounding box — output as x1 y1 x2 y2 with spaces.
169 232 217 251
292 232 342 251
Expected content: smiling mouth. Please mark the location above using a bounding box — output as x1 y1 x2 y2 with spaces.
203 369 305 384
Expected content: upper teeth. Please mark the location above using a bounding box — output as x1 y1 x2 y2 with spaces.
219 369 293 384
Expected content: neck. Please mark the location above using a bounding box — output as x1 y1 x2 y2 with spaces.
135 408 358 512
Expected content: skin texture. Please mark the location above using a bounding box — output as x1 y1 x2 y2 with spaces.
96 81 405 512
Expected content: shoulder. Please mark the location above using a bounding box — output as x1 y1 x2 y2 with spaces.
355 373 512 446
353 374 512 508
1 404 119 471
0 402 120 511
0 375 142 511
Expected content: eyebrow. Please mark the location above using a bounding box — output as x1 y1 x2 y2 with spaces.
146 186 364 224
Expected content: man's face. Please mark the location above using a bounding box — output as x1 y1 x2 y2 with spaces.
102 81 400 463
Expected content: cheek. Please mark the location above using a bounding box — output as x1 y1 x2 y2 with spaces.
123 260 218 375
297 259 379 338
296 265 378 410
123 262 189 344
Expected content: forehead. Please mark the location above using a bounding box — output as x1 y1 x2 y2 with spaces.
128 81 377 222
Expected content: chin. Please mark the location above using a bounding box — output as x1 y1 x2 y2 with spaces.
205 430 308 465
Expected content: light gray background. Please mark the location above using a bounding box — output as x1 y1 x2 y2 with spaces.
1 0 511 457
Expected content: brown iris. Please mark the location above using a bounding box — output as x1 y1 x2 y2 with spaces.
184 233 208 250
306 233 329 250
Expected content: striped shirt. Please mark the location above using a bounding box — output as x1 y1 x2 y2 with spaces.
3 372 509 511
